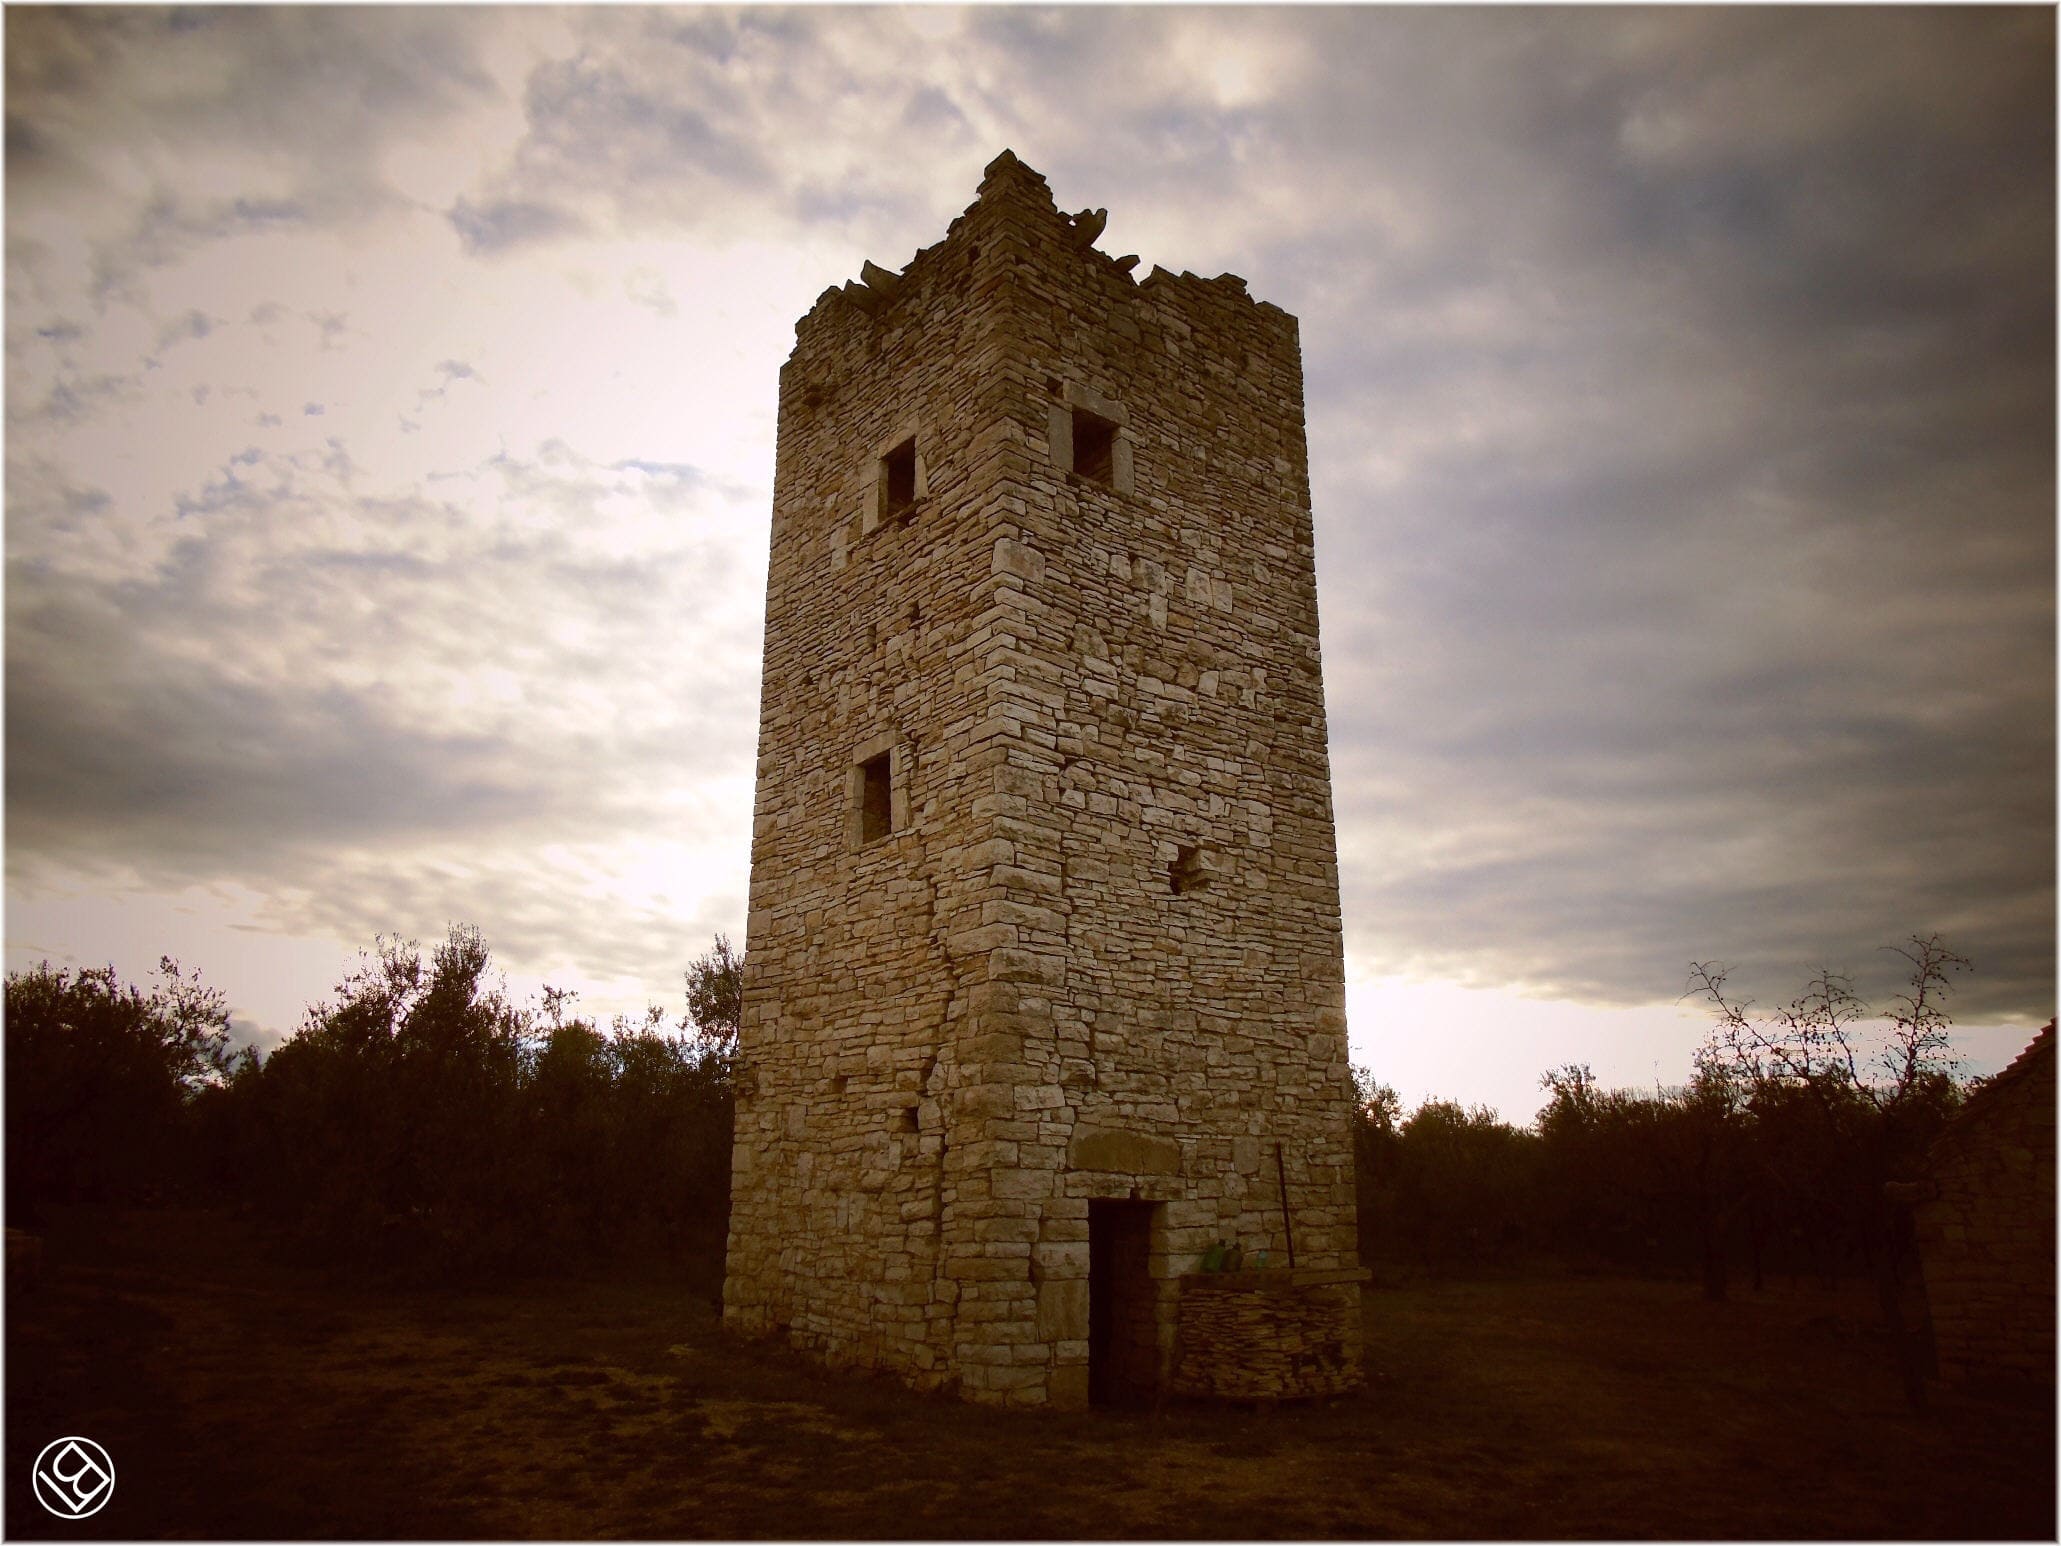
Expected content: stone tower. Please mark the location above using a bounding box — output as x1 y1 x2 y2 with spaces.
724 151 1364 1408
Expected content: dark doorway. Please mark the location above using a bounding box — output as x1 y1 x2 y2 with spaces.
1088 1199 1159 1406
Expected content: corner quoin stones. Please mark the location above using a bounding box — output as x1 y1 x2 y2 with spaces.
722 151 1364 1408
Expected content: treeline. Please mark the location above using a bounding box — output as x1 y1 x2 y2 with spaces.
1354 937 1975 1314
9 925 1975 1315
6 926 740 1287
1353 1062 1959 1290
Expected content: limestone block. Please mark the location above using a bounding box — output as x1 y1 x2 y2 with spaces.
1033 1240 1090 1274
995 538 1046 583
1036 1279 1090 1340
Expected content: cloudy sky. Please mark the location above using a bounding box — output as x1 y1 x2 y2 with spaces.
6 6 2052 1121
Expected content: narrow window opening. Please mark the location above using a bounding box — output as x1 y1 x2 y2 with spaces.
1169 845 1210 895
1072 408 1117 486
898 1106 919 1133
859 751 894 843
882 438 917 516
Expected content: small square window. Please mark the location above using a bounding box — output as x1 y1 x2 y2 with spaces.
1072 409 1117 486
1169 845 1210 896
859 751 894 843
882 438 917 516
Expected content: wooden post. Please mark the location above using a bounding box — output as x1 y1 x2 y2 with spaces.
1275 1141 1297 1268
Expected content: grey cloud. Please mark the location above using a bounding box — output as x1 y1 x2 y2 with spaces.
7 442 761 913
1225 7 2055 1018
229 197 305 228
412 359 486 411
448 195 585 256
513 50 769 192
271 841 751 1001
7 6 497 299
7 8 494 174
790 177 928 231
152 309 215 353
449 11 977 252
959 8 1109 84
901 86 971 140
609 458 700 481
8 370 139 427
3 468 116 548
5 592 540 863
72 191 343 310
654 9 812 65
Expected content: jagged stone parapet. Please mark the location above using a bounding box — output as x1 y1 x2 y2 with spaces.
859 259 903 298
1068 208 1108 248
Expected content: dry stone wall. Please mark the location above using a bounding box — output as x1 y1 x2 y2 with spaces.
1170 1268 1369 1401
726 151 1362 1408
1912 1023 2054 1389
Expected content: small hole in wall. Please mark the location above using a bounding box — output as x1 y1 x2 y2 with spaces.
1045 375 1063 398
1169 845 1210 896
832 1075 849 1094
898 1107 919 1133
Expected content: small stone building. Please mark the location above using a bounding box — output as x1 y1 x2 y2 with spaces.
1911 1022 2054 1390
722 151 1363 1408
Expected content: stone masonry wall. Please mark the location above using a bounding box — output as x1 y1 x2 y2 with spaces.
1912 1024 2054 1388
722 173 1025 1383
726 151 1361 1408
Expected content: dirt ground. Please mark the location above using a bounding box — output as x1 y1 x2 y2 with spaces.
6 1209 2053 1539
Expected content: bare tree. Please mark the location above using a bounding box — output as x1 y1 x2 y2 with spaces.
1689 934 1967 1115
1687 934 1970 1409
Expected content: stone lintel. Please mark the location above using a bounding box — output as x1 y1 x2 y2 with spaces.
1067 1124 1182 1175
